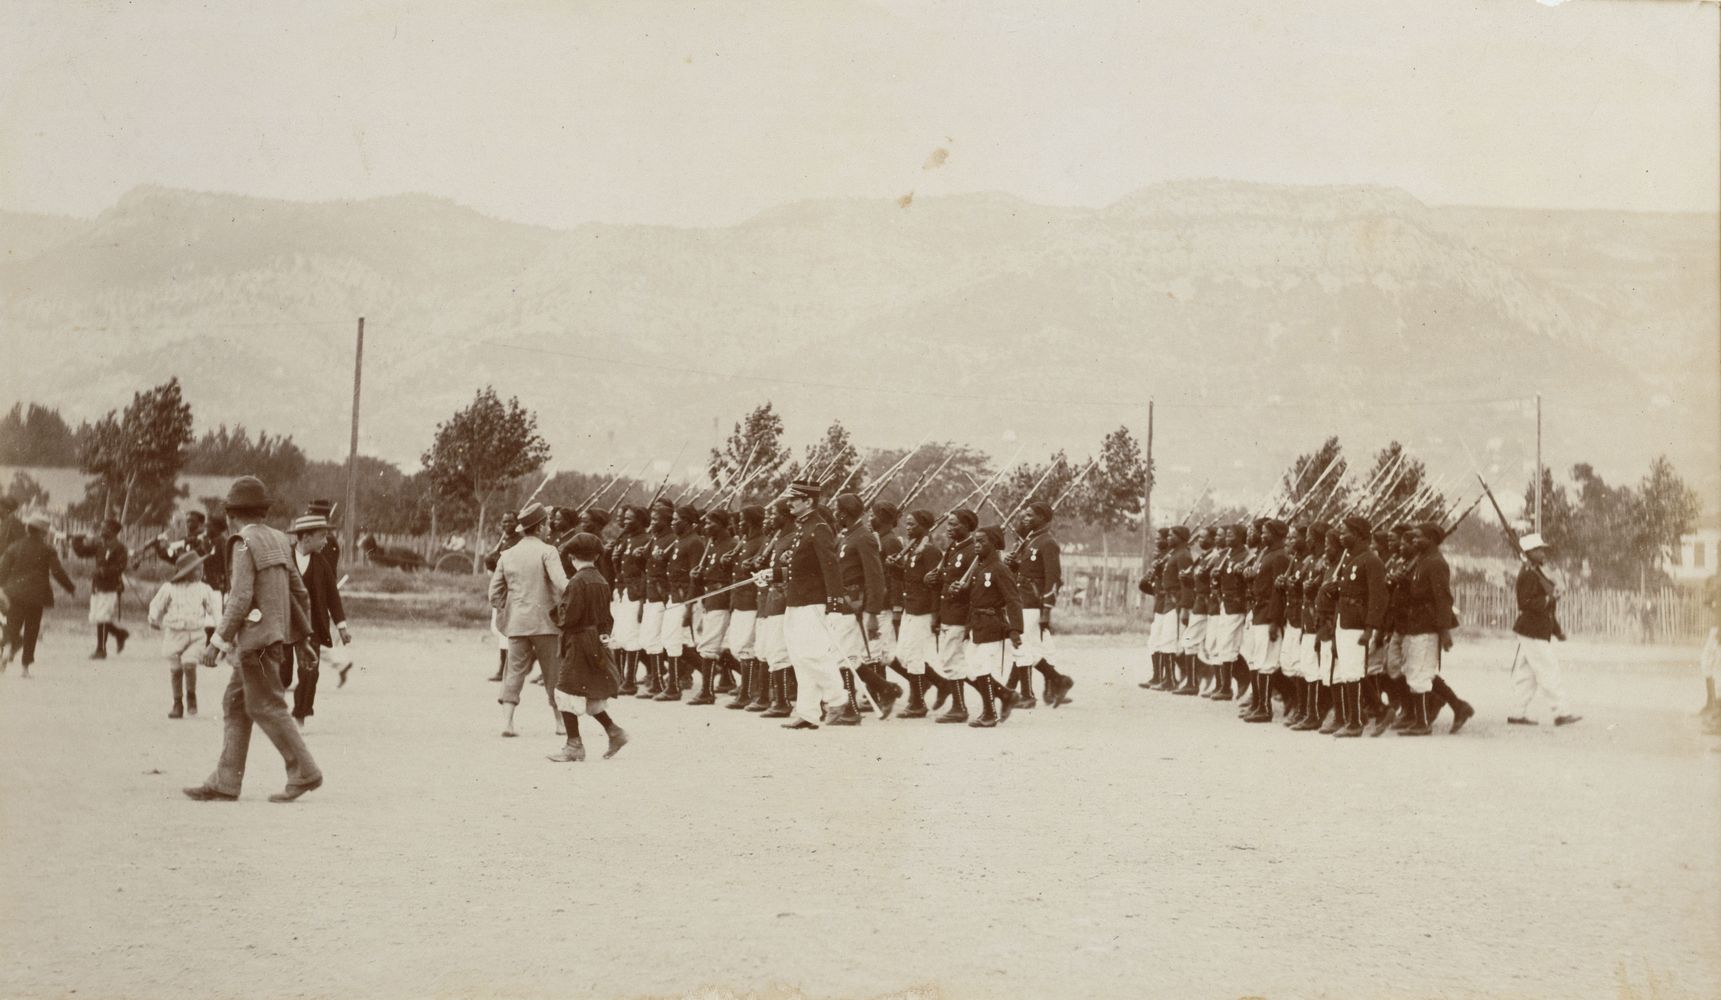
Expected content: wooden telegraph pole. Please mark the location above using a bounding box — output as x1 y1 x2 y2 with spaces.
1140 399 1154 573
343 318 364 558
1534 392 1543 534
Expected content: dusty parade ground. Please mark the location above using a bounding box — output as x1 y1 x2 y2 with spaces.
2 614 1718 1000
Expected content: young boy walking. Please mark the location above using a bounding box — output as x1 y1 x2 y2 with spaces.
149 551 222 718
548 532 629 761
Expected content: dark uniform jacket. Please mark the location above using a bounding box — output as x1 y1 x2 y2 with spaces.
896 535 943 617
693 535 737 611
1277 552 1303 632
618 530 649 602
1512 564 1561 640
1298 554 1325 635
0 514 24 558
1250 543 1290 626
758 530 793 618
837 522 886 615
1402 548 1457 635
297 547 347 648
879 532 905 610
931 535 978 627
728 534 764 614
1336 549 1389 632
1314 554 1345 642
666 530 705 605
965 552 1024 644
644 529 675 603
1008 530 1062 610
0 534 75 608
1216 547 1249 616
782 514 843 609
1171 548 1198 612
72 536 128 593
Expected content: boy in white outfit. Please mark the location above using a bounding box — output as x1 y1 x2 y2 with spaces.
149 551 222 718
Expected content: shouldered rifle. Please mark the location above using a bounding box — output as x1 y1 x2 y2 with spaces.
1472 470 1556 593
646 443 689 508
998 459 1063 531
900 453 956 508
1049 458 1099 513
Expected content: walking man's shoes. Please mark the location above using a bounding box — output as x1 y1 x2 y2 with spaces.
1553 714 1583 727
602 729 629 758
1450 701 1475 734
183 785 238 802
336 663 352 688
1506 716 1538 726
268 776 324 803
547 742 586 763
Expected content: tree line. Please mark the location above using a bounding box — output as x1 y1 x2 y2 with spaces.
2 384 1707 588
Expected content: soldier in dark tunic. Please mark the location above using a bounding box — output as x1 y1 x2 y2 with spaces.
548 533 628 762
0 512 77 675
71 518 131 659
962 524 1023 728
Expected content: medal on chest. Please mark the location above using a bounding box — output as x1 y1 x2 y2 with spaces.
983 571 993 588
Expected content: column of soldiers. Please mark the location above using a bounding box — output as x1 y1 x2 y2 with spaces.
502 475 1075 733
1138 512 1475 737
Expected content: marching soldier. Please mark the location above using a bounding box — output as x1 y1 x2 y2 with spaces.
1508 533 1580 727
890 509 945 718
613 506 651 695
723 505 767 710
829 493 896 717
1208 524 1248 702
751 501 798 718
928 509 980 723
637 499 676 699
1243 519 1290 723
1398 521 1473 735
962 524 1023 728
687 509 736 705
1330 515 1387 738
761 480 849 729
1008 501 1073 709
657 505 705 701
870 502 908 692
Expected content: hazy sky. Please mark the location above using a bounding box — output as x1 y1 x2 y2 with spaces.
1 0 1715 226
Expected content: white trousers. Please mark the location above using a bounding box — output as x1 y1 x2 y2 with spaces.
756 614 791 672
640 601 666 655
659 603 693 657
826 612 873 669
1248 623 1281 674
1512 637 1567 716
934 625 968 681
614 599 644 651
896 614 935 675
784 605 844 725
695 607 730 659
1333 627 1367 683
1401 632 1440 694
723 609 758 660
1207 612 1245 664
1278 626 1303 676
1013 607 1056 667
1150 610 1180 654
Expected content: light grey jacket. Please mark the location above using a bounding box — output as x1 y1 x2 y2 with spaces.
489 534 568 637
218 523 312 652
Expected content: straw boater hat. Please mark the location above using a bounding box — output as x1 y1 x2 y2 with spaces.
170 550 205 582
290 515 331 535
1519 532 1549 553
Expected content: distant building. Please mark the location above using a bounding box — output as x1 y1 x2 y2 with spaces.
1669 524 1721 585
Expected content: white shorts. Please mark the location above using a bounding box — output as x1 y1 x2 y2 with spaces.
723 609 758 660
162 628 205 666
1014 607 1057 666
1401 632 1440 693
873 612 897 664
1207 613 1245 664
1333 626 1367 683
1385 633 1406 679
606 597 622 649
639 601 666 655
897 613 935 674
1150 610 1179 654
970 639 1011 684
1278 627 1303 675
934 624 967 681
1247 623 1281 673
89 591 120 625
826 613 873 669
1298 631 1324 682
756 614 791 672
1180 615 1208 656
695 607 730 659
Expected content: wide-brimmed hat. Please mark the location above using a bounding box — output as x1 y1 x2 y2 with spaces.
170 551 205 582
289 515 331 535
24 511 52 532
517 502 548 531
1519 532 1549 553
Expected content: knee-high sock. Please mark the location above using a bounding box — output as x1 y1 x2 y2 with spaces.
560 712 581 740
170 668 184 703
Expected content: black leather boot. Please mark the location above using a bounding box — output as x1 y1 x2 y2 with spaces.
935 677 968 724
761 670 792 717
689 657 717 705
899 674 929 719
826 668 862 725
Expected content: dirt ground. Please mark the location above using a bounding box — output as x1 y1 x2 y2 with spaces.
2 613 1718 1000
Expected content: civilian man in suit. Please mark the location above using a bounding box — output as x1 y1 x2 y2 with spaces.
491 502 569 737
286 514 352 727
0 511 78 676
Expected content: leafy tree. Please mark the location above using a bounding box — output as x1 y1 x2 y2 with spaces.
1084 426 1147 535
798 420 865 497
1638 455 1703 573
74 378 194 526
708 402 793 503
1357 441 1445 526
420 386 551 543
1280 436 1349 522
277 457 437 535
999 451 1076 526
0 403 79 466
5 471 49 509
185 425 308 487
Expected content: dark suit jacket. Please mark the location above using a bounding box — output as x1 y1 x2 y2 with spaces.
299 548 347 648
0 534 75 608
